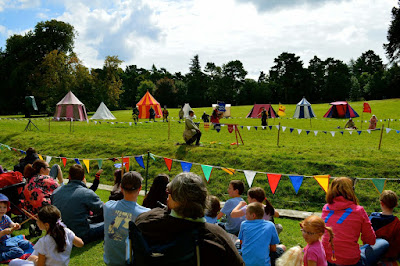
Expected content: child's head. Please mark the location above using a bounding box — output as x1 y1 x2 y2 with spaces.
326 177 358 205
69 164 85 181
300 215 334 257
0 194 10 216
205 195 221 218
228 180 244 197
37 205 66 253
380 190 398 210
246 202 264 220
247 187 265 203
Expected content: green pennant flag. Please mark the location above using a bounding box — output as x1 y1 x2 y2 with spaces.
201 165 213 183
149 153 156 161
97 159 103 169
0 145 4 151
371 179 386 194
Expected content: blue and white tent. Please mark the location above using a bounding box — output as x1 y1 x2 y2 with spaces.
293 97 316 119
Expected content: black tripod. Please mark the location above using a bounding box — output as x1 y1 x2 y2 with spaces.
24 119 39 131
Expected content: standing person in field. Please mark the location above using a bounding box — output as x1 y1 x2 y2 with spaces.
258 108 268 127
103 171 150 266
132 106 139 123
149 106 156 122
162 106 169 122
321 177 388 266
217 180 245 236
183 110 202 145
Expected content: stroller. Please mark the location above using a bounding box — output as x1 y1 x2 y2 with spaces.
0 171 27 223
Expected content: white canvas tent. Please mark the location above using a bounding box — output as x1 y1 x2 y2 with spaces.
90 102 116 120
293 97 316 119
182 103 192 118
212 103 231 117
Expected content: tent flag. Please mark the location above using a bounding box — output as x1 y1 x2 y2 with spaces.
83 159 90 173
363 102 371 113
180 161 192 172
244 170 257 187
149 153 156 161
278 104 286 117
201 165 213 182
46 156 52 164
97 159 103 169
314 175 330 193
123 157 130 172
135 156 145 169
289 175 303 194
222 168 235 175
38 154 44 161
371 179 386 194
267 174 282 194
164 157 173 172
74 158 81 165
61 157 67 167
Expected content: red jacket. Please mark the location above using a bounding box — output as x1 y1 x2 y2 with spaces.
375 216 400 260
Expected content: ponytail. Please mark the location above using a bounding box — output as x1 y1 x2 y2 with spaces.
38 205 67 253
49 221 66 253
263 198 275 217
325 225 335 261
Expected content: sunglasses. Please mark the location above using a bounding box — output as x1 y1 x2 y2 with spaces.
300 229 318 236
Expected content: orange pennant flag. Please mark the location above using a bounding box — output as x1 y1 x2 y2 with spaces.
314 175 330 193
83 159 90 173
164 158 173 172
267 174 282 194
222 168 235 175
123 157 130 172
61 157 67 167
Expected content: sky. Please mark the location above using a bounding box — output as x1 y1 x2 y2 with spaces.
0 0 397 79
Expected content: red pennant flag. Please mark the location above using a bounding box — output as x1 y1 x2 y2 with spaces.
123 157 130 172
164 158 173 172
61 157 67 167
267 174 282 194
227 124 234 133
363 102 371 113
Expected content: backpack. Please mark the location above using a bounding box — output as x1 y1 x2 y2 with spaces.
127 221 200 266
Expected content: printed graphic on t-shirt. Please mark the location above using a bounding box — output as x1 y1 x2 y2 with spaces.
108 210 132 241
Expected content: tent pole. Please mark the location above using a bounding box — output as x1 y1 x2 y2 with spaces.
378 124 384 150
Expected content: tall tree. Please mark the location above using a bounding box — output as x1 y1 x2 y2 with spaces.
221 60 247 104
308 56 325 102
155 77 176 107
97 56 124 108
384 1 400 63
136 80 156 102
323 58 351 101
186 55 208 107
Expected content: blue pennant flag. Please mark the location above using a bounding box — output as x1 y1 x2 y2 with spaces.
180 161 192 172
74 158 81 164
19 150 25 154
135 156 145 169
323 131 327 134
306 130 310 135
269 126 273 130
340 131 344 135
290 128 294 133
215 124 221 132
396 130 400 134
289 175 303 194
357 131 362 135
254 126 257 130
240 126 243 129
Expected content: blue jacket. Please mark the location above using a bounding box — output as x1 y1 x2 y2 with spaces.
51 180 103 239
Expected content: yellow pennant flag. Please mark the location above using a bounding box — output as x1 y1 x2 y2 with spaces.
38 154 44 161
83 159 90 173
222 168 235 175
278 104 286 117
314 175 330 193
204 122 210 132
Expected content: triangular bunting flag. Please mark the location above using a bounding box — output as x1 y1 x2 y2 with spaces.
74 158 81 165
38 154 44 160
314 131 318 136
367 130 371 134
386 128 392 134
240 126 243 129
275 125 280 130
254 126 258 130
349 131 353 135
215 124 221 132
97 159 103 169
306 130 310 135
396 130 400 134
340 131 343 135
46 156 52 164
123 157 130 172
164 158 173 172
371 179 386 194
314 175 330 193
61 157 67 167
222 168 235 175
19 150 25 155
228 124 234 133
180 161 192 172
94 121 97 125
269 126 273 130
135 156 145 169
149 153 156 161
289 175 303 194
83 159 90 173
267 174 282 194
204 122 210 132
297 129 302 135
357 131 362 135
247 126 251 131
244 170 257 187
282 126 286 132
290 128 294 133
201 165 213 182
330 131 335 137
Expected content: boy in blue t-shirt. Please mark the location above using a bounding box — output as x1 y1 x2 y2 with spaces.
217 180 245 235
239 202 280 266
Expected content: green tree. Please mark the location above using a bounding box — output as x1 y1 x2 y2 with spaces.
323 58 351 101
155 77 176 107
349 76 362 101
186 55 208 107
136 80 156 102
221 60 247 104
384 1 400 62
97 56 124 108
308 56 325 102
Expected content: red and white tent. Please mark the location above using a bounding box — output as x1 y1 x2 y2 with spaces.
54 91 88 121
136 91 162 119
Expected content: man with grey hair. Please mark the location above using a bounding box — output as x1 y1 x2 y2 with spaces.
103 171 150 266
135 172 244 265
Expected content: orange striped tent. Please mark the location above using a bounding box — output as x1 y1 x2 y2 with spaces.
136 91 162 119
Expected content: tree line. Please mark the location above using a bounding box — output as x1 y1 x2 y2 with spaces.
1 2 400 115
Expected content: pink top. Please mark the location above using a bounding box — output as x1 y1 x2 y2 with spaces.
304 240 327 266
321 196 376 265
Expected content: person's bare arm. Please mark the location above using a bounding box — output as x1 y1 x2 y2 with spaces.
36 253 46 266
73 236 84 248
274 210 279 218
217 211 225 220
231 201 247 218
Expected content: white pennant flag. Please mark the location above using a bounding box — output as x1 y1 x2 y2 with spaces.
244 170 257 187
330 131 336 137
282 126 286 132
247 126 251 131
111 122 114 125
380 119 382 122
367 130 371 134
275 125 280 130
386 128 392 133
297 129 302 135
94 121 97 125
391 119 394 122
46 156 52 164
129 122 132 126
262 126 265 130
314 131 318 136
349 131 353 135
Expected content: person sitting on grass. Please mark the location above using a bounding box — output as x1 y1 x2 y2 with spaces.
51 164 104 244
344 118 357 129
369 190 400 261
238 202 282 266
103 171 150 266
9 205 84 266
217 180 245 236
142 174 169 209
108 169 123 201
183 110 202 146
205 195 221 224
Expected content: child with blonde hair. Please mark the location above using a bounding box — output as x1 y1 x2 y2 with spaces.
300 215 334 266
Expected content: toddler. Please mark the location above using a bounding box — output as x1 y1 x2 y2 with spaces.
205 195 221 224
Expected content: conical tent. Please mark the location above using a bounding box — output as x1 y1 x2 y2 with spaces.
90 102 116 120
323 101 359 118
293 97 316 119
246 104 278 118
182 103 192 118
136 91 162 119
54 91 88 121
